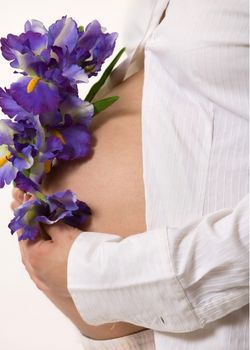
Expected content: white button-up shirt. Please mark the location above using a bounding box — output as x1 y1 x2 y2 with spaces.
68 0 249 349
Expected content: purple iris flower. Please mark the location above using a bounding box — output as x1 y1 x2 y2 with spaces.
0 115 57 186
9 188 91 240
77 20 118 77
0 16 117 116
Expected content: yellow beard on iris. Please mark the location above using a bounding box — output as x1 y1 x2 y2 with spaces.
0 146 12 167
43 131 66 174
27 76 41 93
51 130 66 144
44 160 52 174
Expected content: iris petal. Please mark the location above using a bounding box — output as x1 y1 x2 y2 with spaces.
0 37 17 61
78 20 102 50
0 119 15 144
11 145 34 170
48 16 78 53
10 77 60 114
0 145 17 188
14 172 39 193
60 95 94 127
14 52 39 73
24 19 48 35
54 124 92 160
0 88 30 119
1 34 24 57
19 31 48 55
0 161 17 188
18 226 40 241
40 135 63 161
8 198 42 240
62 64 88 83
0 31 48 69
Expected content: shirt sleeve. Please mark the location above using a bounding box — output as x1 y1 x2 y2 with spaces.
67 194 249 333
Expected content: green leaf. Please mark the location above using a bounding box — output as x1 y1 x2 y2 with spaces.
85 47 126 102
93 96 119 115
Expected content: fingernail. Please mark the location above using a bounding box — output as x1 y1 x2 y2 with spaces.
24 193 32 202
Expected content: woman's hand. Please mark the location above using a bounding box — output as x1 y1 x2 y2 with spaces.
11 187 80 297
11 188 146 340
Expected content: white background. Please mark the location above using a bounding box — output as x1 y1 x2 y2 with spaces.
0 1 132 349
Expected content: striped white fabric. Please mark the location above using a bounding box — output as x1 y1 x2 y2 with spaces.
68 0 249 349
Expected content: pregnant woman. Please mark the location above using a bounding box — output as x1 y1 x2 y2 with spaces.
12 0 249 349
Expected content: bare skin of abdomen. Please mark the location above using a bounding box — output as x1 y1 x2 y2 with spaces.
45 70 146 236
43 70 147 340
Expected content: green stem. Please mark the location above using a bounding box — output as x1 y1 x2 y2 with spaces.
85 47 126 102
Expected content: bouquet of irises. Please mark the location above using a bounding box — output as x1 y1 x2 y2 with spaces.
0 16 124 240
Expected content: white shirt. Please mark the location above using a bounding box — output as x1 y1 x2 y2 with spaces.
68 0 249 349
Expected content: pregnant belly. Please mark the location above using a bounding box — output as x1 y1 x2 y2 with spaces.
43 70 146 238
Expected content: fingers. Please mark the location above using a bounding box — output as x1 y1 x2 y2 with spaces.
12 187 32 202
18 231 51 292
12 187 25 202
10 200 19 211
11 188 33 211
11 188 24 211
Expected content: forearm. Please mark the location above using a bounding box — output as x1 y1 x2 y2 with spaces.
68 196 248 331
